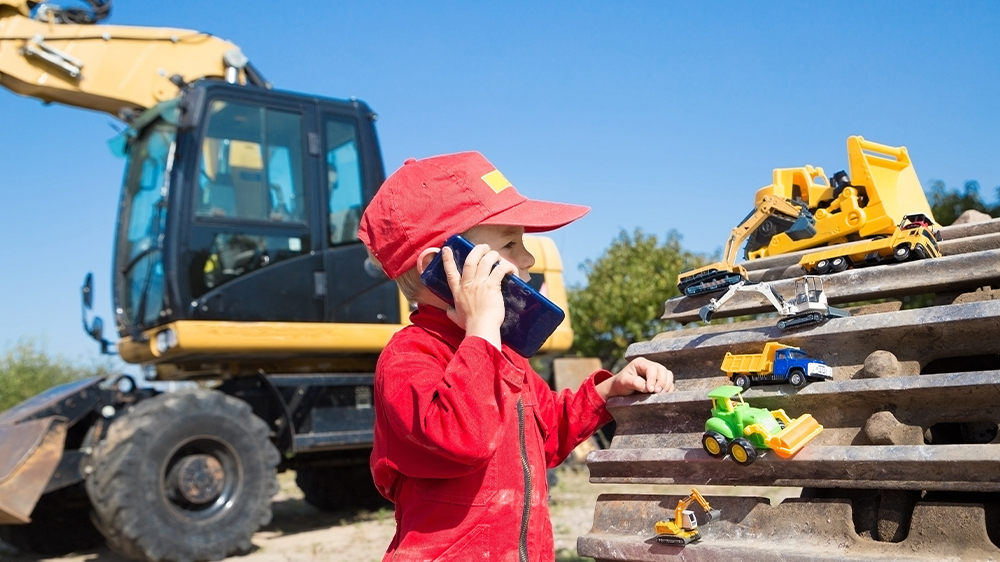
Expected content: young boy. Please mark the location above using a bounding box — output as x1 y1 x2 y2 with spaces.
358 151 673 562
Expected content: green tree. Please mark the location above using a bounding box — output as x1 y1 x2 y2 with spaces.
926 180 1000 226
0 339 113 412
568 229 709 369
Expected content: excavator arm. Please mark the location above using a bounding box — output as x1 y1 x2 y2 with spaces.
0 0 264 119
677 195 816 297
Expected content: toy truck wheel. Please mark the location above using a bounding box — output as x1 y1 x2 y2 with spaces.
87 390 280 562
728 438 757 466
914 244 928 259
894 245 911 262
733 374 752 390
814 259 831 274
830 257 850 272
702 431 729 459
788 369 807 388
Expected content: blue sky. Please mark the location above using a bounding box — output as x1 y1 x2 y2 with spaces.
2 1 999 367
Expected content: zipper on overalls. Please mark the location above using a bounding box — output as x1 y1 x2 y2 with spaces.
517 398 531 562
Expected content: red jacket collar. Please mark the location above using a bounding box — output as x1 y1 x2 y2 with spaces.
410 304 466 351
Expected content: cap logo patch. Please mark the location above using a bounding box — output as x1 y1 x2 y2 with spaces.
480 169 512 194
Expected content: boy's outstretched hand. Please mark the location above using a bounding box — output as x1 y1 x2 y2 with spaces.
596 357 674 400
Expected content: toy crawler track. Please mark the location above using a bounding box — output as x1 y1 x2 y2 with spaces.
578 217 1000 561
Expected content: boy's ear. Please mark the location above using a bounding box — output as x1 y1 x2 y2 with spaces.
416 247 440 274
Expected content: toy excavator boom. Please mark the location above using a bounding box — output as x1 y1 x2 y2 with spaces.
677 195 815 297
655 488 721 545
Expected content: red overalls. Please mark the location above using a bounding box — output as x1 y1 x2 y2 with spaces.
370 305 613 561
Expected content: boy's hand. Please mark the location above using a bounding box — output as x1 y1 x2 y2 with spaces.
596 358 674 400
443 243 517 348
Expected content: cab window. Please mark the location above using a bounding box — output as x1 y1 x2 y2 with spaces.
196 101 307 223
324 116 364 245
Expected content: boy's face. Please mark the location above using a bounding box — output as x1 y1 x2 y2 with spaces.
463 224 535 282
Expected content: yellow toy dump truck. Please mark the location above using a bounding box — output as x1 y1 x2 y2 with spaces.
721 342 832 389
702 385 824 466
798 213 942 274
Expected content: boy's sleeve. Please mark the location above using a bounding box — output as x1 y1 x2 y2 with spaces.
376 335 524 479
533 369 615 468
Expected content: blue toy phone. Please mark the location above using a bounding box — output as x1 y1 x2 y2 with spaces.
420 235 566 357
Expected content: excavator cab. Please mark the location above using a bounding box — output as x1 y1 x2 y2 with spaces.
97 82 406 375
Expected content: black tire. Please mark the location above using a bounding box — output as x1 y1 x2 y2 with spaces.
701 431 728 459
728 438 757 466
0 484 103 555
296 461 390 512
733 374 752 391
788 369 807 389
894 245 910 262
830 257 849 272
814 259 831 274
87 390 280 562
913 244 928 259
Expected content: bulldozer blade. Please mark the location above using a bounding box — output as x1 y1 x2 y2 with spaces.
769 413 823 459
0 417 67 524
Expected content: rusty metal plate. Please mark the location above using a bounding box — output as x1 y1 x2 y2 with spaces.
578 494 1000 561
638 300 1000 383
0 417 67 524
663 249 1000 323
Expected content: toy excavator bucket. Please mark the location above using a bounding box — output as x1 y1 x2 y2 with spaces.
769 414 823 459
0 417 67 524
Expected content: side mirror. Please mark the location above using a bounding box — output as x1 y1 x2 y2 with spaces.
90 316 104 342
82 273 94 310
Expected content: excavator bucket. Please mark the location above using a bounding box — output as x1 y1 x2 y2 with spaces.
768 414 823 459
0 417 67 524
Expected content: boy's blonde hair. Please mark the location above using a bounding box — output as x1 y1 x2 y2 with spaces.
366 247 427 304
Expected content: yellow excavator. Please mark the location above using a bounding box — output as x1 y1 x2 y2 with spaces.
0 2 575 559
676 195 816 296
654 488 721 546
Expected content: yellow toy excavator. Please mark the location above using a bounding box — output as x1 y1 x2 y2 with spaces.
654 488 721 545
676 195 816 296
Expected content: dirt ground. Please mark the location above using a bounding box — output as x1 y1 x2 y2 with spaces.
0 463 798 562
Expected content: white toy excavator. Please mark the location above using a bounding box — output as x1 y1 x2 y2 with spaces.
699 276 849 330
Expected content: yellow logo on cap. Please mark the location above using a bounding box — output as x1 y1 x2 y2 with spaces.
480 169 512 194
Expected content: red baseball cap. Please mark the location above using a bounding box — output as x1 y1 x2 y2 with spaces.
358 151 589 279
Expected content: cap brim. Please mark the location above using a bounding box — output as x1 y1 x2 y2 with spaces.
480 199 590 233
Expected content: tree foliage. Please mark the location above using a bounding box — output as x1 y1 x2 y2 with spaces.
567 229 709 369
0 339 112 412
927 180 1000 226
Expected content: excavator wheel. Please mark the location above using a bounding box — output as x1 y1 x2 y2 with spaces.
701 431 729 459
728 438 757 466
87 390 279 562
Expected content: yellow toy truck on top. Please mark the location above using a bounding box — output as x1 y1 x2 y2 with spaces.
798 213 942 274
